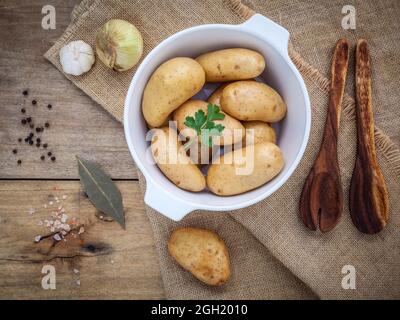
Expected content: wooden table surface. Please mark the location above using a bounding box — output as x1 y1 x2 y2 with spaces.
0 0 165 299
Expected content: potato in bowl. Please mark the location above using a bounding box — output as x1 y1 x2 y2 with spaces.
141 47 286 196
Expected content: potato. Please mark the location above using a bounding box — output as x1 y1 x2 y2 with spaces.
208 80 256 109
196 48 265 82
243 121 276 145
207 142 284 196
221 81 287 122
207 83 231 108
173 100 245 146
168 227 230 286
151 127 205 192
142 57 205 127
147 115 171 129
185 137 219 165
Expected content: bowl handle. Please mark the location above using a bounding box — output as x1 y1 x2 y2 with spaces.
144 179 195 221
239 14 290 58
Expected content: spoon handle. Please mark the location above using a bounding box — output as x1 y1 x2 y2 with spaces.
349 40 389 234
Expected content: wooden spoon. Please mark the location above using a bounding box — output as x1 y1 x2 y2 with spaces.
299 39 349 232
349 40 389 234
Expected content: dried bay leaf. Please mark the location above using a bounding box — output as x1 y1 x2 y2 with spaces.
76 156 125 228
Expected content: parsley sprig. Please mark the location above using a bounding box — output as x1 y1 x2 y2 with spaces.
184 104 225 147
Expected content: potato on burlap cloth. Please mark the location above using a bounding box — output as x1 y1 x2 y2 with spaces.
45 0 400 299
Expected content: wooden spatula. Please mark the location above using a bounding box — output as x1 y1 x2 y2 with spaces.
299 39 349 232
349 40 389 234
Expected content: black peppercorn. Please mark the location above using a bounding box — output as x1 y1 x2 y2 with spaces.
29 140 33 145
12 149 17 154
45 122 50 128
29 133 34 138
32 100 37 105
17 159 22 165
47 104 52 109
26 117 31 123
30 124 34 128
36 138 41 143
23 90 28 96
21 108 26 114
21 119 26 125
47 152 52 157
24 137 29 142
36 143 41 147
43 143 48 149
18 138 22 142
36 127 41 133
51 156 56 161
41 155 45 161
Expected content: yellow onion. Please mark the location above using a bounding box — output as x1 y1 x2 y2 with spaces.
96 19 143 72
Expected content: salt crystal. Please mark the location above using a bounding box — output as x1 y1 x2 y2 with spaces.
61 214 68 223
76 280 81 286
50 227 55 232
73 268 80 274
53 234 62 241
60 224 70 232
78 227 85 235
49 201 53 205
27 208 36 215
43 204 47 209
34 235 41 242
62 195 67 200
99 215 104 219
110 260 114 264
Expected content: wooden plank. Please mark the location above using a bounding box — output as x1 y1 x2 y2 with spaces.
0 0 138 179
0 180 165 299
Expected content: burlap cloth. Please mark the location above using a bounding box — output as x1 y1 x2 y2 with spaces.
45 0 400 299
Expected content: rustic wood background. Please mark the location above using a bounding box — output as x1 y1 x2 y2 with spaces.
0 0 164 299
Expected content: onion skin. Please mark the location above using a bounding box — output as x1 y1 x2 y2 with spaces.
96 19 143 72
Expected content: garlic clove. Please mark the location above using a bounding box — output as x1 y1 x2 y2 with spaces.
59 40 95 76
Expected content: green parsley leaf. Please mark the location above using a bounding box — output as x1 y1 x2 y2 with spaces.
194 110 207 133
184 103 225 147
206 104 225 121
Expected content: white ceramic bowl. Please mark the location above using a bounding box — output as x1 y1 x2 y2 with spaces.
124 14 311 221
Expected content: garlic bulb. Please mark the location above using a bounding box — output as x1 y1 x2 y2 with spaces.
96 19 143 72
59 40 95 76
